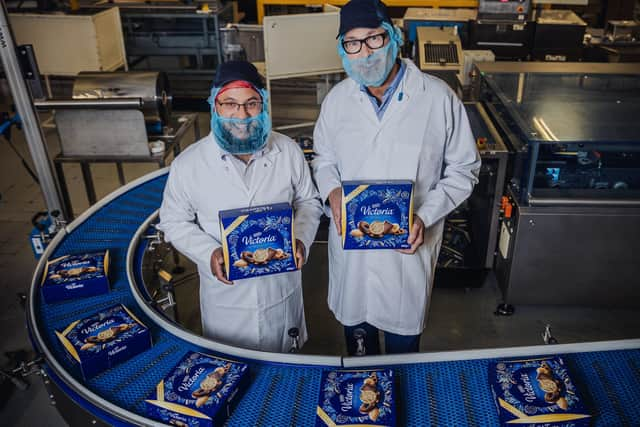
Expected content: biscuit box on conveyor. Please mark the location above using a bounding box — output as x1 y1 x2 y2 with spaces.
316 369 396 427
41 251 110 303
219 203 297 281
55 304 152 380
145 351 250 427
489 356 591 426
341 181 414 250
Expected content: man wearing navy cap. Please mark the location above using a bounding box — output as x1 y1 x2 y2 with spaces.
159 61 322 352
312 0 481 355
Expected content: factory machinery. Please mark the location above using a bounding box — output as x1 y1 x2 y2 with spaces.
2 2 640 425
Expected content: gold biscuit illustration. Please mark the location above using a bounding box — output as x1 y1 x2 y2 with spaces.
238 248 290 267
80 323 134 350
233 259 248 268
253 248 270 263
53 266 99 279
536 362 568 409
191 363 232 407
356 221 404 238
350 229 365 237
359 372 381 421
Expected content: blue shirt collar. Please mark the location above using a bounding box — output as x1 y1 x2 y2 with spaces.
359 60 406 120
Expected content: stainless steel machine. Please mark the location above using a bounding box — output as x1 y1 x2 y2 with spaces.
52 71 172 158
476 62 640 309
35 70 200 216
73 71 172 126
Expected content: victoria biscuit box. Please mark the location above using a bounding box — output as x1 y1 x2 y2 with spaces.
316 369 396 427
489 356 591 426
145 351 250 427
41 251 110 303
341 181 414 250
219 203 297 281
55 304 152 380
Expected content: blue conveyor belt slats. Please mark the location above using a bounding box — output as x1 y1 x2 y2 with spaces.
230 364 325 427
566 350 640 426
394 360 498 426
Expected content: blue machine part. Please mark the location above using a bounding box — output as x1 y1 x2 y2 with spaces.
30 215 56 259
145 122 163 135
547 167 561 183
27 170 640 426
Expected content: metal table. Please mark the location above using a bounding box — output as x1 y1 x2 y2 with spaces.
53 113 199 217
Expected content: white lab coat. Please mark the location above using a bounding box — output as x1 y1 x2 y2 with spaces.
312 59 481 336
158 131 322 352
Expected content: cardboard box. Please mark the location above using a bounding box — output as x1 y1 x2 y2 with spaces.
145 351 250 427
41 251 110 303
316 369 396 426
219 203 297 281
342 181 414 250
55 304 152 380
489 356 591 426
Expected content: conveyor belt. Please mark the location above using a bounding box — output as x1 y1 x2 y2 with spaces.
28 169 640 426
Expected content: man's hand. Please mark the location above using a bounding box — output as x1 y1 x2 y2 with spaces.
210 248 233 285
295 239 306 269
397 215 425 255
328 187 342 235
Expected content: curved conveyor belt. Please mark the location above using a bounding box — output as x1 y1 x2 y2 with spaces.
28 169 640 426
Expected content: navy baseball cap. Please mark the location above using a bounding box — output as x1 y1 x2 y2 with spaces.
338 0 392 38
213 61 264 89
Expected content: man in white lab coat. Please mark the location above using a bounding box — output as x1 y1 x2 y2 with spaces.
158 61 322 353
312 0 481 355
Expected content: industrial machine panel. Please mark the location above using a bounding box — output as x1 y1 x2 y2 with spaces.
481 64 640 308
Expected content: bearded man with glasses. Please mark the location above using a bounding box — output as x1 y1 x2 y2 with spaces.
312 0 481 355
158 61 322 352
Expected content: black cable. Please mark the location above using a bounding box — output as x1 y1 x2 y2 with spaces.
1 135 40 184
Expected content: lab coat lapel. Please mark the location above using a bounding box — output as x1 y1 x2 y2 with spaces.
246 137 281 203
349 65 423 177
205 134 252 198
379 61 424 129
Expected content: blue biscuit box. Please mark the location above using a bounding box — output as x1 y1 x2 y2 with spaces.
341 181 414 250
145 351 250 427
41 251 110 303
55 304 152 380
489 356 591 426
219 203 297 281
316 369 396 427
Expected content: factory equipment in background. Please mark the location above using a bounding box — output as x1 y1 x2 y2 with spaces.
34 70 200 216
532 9 587 61
470 0 534 60
56 71 172 157
476 62 640 310
434 102 508 288
403 7 477 51
415 26 463 91
220 23 265 63
584 19 640 62
91 1 234 102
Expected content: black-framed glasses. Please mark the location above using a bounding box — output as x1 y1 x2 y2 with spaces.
342 32 388 54
216 100 263 114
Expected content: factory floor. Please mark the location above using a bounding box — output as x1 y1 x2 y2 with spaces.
1 111 639 426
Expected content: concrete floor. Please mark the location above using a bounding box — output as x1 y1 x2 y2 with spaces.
1 109 639 426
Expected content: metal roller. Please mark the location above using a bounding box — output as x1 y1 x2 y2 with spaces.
72 71 171 125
